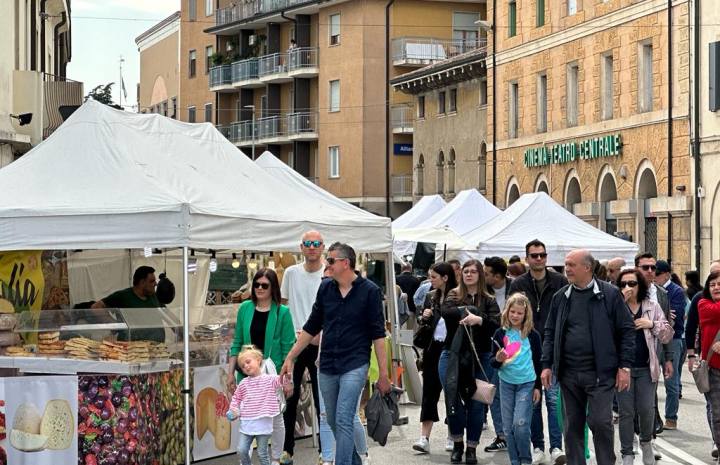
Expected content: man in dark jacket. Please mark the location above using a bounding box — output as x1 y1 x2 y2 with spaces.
508 239 567 464
396 262 421 315
541 249 635 465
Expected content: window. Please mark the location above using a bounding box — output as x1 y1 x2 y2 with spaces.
205 0 214 16
537 0 545 27
329 146 340 178
329 80 340 112
205 103 212 122
205 45 213 74
438 91 446 114
537 73 547 132
479 78 488 105
453 12 479 51
329 14 340 45
508 1 517 37
568 0 577 15
567 63 579 127
188 106 196 123
639 43 653 112
418 95 425 118
171 97 177 119
601 53 614 120
509 82 518 138
449 88 457 113
189 49 197 78
189 0 197 21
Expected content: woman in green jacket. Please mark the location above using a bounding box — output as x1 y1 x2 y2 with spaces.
226 267 296 463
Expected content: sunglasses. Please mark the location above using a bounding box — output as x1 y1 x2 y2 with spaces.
326 256 347 265
253 282 270 290
639 265 657 271
302 240 323 248
528 253 548 259
620 281 638 288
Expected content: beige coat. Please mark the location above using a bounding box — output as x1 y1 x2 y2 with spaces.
635 299 673 382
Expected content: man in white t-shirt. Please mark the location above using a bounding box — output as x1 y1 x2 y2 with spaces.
279 230 325 464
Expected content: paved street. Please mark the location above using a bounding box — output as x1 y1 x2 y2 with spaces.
203 366 716 465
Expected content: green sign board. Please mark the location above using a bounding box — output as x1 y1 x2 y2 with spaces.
523 134 623 168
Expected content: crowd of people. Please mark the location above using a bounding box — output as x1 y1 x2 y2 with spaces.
402 240 720 465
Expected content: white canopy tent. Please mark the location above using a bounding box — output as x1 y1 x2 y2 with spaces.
0 101 395 465
391 194 446 257
445 192 640 266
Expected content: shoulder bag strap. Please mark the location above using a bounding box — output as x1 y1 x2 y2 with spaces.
705 329 720 363
462 324 490 381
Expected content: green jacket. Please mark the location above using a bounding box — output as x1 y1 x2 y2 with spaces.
230 300 296 380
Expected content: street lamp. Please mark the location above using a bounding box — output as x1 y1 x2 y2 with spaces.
244 104 256 160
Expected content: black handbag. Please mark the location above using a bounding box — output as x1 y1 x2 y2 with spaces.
413 322 434 350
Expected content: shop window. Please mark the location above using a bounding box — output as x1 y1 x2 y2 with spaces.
438 91 446 115
329 80 340 112
329 146 340 178
417 95 425 119
639 42 653 113
205 103 212 123
189 0 197 21
509 81 519 138
567 63 578 127
189 49 197 78
601 53 613 120
188 106 196 123
508 1 517 37
537 73 547 133
537 0 545 27
479 78 488 105
329 14 341 46
449 88 457 113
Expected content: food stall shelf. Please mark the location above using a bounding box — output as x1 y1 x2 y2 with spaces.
0 355 181 374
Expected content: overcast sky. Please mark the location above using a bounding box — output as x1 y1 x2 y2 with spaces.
66 0 180 112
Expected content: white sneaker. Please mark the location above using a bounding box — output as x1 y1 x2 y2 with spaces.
445 438 454 452
550 447 565 465
532 447 545 464
633 435 639 455
412 437 430 454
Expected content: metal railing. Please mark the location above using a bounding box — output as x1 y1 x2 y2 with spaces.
287 112 317 135
209 64 232 87
231 58 259 82
257 115 287 139
42 73 83 139
390 104 413 132
288 47 318 71
391 37 487 63
258 53 287 77
216 0 316 26
392 175 413 197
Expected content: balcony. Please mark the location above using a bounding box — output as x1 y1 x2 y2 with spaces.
391 37 487 67
287 112 318 140
288 48 319 78
215 0 316 29
258 53 292 83
218 111 318 147
390 104 414 134
231 58 262 88
392 174 413 201
209 64 233 92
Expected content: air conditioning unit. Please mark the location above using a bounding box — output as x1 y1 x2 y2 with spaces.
249 35 257 46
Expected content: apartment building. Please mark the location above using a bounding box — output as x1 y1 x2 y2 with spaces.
486 0 693 272
181 0 217 124
1 0 81 167
204 0 484 216
136 12 180 118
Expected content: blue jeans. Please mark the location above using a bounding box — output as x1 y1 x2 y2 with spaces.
319 364 369 465
664 338 684 420
237 432 270 465
438 349 487 447
531 375 562 451
319 383 368 461
500 380 535 465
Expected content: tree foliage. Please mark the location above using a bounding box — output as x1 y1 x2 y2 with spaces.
84 83 117 106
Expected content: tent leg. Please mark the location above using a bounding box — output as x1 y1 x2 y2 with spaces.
385 252 400 383
443 244 447 261
183 246 191 465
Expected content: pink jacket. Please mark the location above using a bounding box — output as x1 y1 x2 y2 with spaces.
637 299 673 382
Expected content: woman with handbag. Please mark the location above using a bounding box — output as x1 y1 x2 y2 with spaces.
615 269 672 465
226 268 296 465
491 293 542 465
412 262 458 454
439 259 500 464
698 270 720 453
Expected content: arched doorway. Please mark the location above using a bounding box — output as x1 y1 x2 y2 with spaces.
597 166 618 234
565 177 581 211
415 154 425 196
448 149 456 195
437 151 445 195
636 162 659 256
506 177 520 207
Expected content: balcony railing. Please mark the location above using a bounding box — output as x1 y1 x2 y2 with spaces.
231 58 259 82
392 174 413 198
258 53 287 77
288 47 318 71
391 37 487 66
218 112 318 145
209 64 232 87
216 0 316 27
390 104 414 133
288 112 318 136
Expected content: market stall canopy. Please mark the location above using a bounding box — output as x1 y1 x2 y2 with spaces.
0 101 391 252
446 192 640 266
391 195 446 257
392 189 500 244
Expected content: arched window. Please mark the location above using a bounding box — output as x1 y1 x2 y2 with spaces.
478 142 487 190
448 148 456 195
565 177 581 210
415 154 425 196
506 177 520 207
437 151 445 195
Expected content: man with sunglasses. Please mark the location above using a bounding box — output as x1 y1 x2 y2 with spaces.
509 239 567 465
281 242 391 465
279 231 326 465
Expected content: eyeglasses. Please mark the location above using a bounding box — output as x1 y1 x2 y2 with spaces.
302 240 323 248
326 256 347 265
253 282 270 290
639 265 657 271
528 253 548 259
620 281 638 288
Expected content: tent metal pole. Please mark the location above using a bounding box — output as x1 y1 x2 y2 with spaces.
182 246 191 465
443 244 447 261
385 252 400 383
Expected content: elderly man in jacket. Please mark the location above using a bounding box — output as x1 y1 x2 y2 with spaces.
541 249 635 465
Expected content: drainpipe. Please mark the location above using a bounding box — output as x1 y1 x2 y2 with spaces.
491 0 497 205
692 0 701 269
666 0 673 264
385 0 396 217
53 12 67 75
30 0 37 71
40 0 47 72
